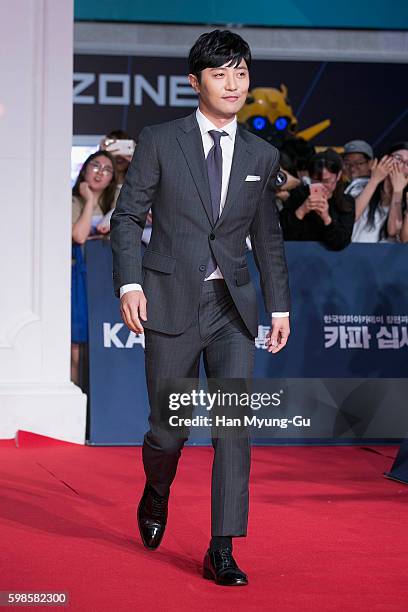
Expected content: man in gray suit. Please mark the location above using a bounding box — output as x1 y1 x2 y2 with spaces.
110 30 290 586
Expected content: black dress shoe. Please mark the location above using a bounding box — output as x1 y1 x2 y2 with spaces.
137 483 169 550
203 548 248 586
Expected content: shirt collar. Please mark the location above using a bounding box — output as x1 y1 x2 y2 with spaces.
196 107 237 140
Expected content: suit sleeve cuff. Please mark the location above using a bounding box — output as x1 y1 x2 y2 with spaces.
120 283 143 298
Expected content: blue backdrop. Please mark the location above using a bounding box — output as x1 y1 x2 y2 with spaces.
86 240 408 445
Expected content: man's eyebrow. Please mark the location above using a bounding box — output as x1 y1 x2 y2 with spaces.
209 65 248 71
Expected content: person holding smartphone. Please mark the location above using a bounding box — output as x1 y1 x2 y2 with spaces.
279 149 355 250
98 130 145 235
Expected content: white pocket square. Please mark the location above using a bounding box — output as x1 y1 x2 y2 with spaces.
245 175 261 181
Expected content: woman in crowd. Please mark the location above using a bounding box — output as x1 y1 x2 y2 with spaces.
394 144 408 242
72 150 117 242
279 149 355 250
352 142 408 243
71 151 117 386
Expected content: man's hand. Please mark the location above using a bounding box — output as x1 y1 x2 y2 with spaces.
266 317 290 354
120 290 147 334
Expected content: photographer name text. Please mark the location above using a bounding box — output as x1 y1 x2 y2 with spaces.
168 415 311 429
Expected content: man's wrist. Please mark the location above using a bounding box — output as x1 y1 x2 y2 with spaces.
120 283 143 298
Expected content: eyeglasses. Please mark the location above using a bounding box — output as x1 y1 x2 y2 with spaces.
392 154 408 169
343 160 369 169
88 161 114 176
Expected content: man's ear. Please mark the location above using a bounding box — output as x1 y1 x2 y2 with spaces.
188 73 200 94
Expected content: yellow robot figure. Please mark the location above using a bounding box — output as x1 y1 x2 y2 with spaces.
237 84 330 144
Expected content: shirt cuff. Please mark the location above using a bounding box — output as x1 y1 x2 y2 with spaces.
120 283 143 298
271 312 289 318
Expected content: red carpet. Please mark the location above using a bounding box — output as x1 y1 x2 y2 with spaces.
0 432 407 611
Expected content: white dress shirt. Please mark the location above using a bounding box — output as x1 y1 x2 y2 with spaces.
196 107 236 281
120 108 288 319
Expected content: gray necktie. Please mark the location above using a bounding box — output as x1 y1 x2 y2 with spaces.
206 129 228 276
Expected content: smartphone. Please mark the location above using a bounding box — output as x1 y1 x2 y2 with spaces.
310 182 324 199
105 139 135 157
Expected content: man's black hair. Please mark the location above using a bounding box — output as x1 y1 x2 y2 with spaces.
188 30 251 81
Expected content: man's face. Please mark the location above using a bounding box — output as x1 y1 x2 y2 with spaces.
343 153 372 180
189 60 249 119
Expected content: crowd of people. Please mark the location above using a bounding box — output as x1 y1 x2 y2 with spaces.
277 139 408 248
69 129 408 384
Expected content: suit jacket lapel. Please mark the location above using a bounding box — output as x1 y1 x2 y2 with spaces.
176 114 214 226
216 126 252 228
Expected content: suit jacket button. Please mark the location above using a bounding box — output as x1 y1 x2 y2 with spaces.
209 233 215 240
199 265 206 272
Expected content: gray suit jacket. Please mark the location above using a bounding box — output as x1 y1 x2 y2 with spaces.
110 112 290 338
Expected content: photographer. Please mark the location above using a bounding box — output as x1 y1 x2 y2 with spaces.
279 149 355 250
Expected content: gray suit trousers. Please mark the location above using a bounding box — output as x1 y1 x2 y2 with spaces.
142 279 255 536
